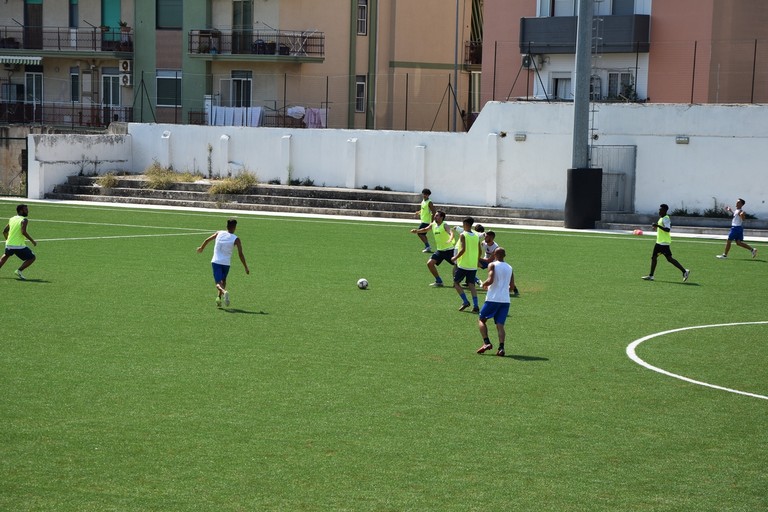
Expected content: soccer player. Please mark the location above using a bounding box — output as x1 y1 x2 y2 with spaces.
413 188 436 253
451 216 481 312
197 218 250 307
641 204 690 282
716 198 758 259
478 230 519 296
0 204 38 280
410 210 454 287
476 247 515 357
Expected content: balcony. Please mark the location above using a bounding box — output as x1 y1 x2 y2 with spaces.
188 28 324 62
519 15 650 55
0 25 133 55
464 41 482 69
0 100 132 128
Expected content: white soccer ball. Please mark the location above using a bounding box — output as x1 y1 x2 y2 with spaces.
357 278 369 289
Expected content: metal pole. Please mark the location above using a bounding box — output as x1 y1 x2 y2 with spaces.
690 41 697 104
405 73 409 130
571 0 593 170
452 0 459 132
492 41 497 101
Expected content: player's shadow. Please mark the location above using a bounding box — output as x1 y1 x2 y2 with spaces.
2 277 51 284
222 308 268 315
507 354 549 362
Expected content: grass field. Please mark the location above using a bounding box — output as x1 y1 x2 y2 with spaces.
1 199 766 512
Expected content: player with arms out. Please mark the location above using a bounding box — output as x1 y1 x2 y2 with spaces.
197 218 250 307
716 198 758 259
410 210 454 287
476 247 515 357
1 204 38 280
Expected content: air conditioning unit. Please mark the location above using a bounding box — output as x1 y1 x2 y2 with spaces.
119 59 132 73
120 73 133 87
3 63 20 72
521 54 542 70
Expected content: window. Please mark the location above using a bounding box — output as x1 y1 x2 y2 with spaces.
70 67 80 102
357 0 368 35
25 72 43 105
231 70 252 108
69 0 78 28
552 74 572 100
538 0 575 17
589 75 602 101
156 70 182 107
355 75 366 112
102 71 120 106
553 0 575 16
612 0 635 15
608 72 633 99
157 0 182 29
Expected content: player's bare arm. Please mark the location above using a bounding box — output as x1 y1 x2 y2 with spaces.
20 219 36 246
196 232 218 253
482 262 496 289
234 238 250 274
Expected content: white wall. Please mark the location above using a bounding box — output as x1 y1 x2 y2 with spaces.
27 134 132 199
27 102 768 218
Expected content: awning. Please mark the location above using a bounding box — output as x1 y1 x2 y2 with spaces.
0 56 42 66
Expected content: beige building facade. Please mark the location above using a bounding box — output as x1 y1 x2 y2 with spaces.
1 0 478 132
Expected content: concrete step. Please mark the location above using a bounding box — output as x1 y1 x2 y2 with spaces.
49 177 766 236
47 176 566 227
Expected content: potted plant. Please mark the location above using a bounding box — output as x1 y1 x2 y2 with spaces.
119 20 131 33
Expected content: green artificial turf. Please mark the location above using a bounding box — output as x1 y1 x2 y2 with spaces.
1 200 766 511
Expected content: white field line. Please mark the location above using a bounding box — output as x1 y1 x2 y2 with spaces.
38 232 212 243
34 219 209 231
4 199 768 243
626 321 768 401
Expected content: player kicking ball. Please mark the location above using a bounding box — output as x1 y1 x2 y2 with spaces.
476 247 515 357
197 218 249 307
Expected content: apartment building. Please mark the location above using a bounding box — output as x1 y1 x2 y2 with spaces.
0 1 480 131
481 0 768 105
0 0 135 127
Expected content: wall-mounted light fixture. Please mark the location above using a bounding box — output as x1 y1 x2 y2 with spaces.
675 136 690 145
514 132 527 142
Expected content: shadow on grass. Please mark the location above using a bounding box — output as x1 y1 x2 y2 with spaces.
221 308 268 315
1 277 51 284
507 354 549 362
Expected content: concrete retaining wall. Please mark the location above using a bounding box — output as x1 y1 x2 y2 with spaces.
27 102 768 217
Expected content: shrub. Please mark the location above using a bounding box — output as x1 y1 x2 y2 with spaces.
144 162 176 190
208 171 258 195
97 173 119 189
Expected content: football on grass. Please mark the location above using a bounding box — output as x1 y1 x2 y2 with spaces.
357 278 369 289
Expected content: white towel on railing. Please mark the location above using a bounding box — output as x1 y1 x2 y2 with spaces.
247 107 263 127
305 108 327 128
287 106 305 119
233 107 244 126
223 107 235 125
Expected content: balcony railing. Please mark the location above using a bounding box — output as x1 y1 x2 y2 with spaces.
0 25 133 53
0 101 132 128
519 15 650 54
464 41 482 66
188 28 324 58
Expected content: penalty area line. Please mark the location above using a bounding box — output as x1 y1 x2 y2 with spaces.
626 321 768 401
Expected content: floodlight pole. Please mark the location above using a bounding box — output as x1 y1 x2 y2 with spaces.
571 0 593 169
564 0 603 229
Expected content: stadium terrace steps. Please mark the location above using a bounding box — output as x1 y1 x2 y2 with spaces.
45 176 565 228
46 176 768 236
